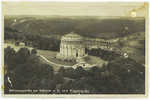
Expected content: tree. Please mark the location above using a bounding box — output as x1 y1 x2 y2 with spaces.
58 66 65 76
15 48 30 64
54 73 64 84
4 46 16 71
31 49 37 55
74 66 86 78
88 66 101 79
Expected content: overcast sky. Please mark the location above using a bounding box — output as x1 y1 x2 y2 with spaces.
2 2 146 17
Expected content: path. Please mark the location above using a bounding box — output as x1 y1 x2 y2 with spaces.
38 54 72 68
5 43 73 68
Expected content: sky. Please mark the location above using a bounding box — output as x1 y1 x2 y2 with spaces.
2 2 147 17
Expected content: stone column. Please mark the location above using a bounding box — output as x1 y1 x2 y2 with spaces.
60 45 62 55
63 45 65 57
65 45 67 58
63 45 65 58
68 45 71 57
78 48 81 57
66 45 69 58
70 45 72 58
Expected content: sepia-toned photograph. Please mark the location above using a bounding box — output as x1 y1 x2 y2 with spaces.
2 1 148 96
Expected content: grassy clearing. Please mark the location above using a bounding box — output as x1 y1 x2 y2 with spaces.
38 50 76 66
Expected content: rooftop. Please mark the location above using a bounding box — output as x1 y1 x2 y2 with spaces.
62 32 83 41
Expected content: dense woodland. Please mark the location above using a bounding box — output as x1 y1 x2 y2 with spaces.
4 47 145 94
4 16 145 38
5 27 60 51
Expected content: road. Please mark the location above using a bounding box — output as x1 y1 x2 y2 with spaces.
38 54 72 68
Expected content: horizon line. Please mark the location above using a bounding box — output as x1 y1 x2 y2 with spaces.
4 15 145 18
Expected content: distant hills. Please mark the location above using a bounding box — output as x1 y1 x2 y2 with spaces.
4 15 145 64
4 15 145 39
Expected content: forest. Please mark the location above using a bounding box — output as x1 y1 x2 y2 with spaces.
4 16 145 38
4 47 145 94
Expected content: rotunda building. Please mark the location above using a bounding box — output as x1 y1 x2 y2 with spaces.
57 32 85 61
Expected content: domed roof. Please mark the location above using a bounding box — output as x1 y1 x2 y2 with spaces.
62 32 83 41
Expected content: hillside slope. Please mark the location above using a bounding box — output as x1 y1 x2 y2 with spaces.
4 15 145 39
120 32 145 64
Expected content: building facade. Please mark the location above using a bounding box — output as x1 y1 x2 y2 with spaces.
56 32 86 60
85 37 119 50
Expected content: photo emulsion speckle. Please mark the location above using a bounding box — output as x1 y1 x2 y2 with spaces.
2 2 148 96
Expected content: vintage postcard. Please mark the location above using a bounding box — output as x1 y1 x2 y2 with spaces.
1 1 148 97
